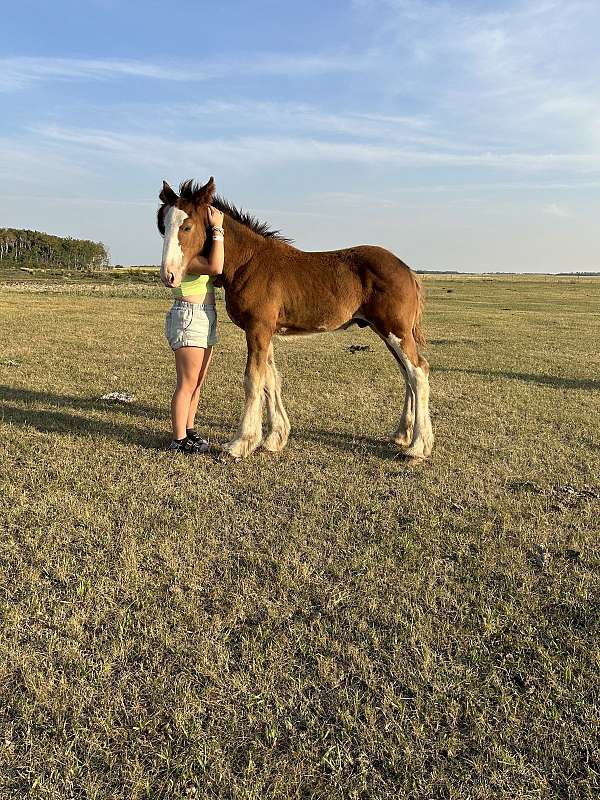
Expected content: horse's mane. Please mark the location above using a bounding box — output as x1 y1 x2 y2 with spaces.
211 195 293 244
158 181 293 244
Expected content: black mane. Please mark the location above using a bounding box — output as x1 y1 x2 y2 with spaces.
178 179 207 202
212 195 293 244
158 181 293 244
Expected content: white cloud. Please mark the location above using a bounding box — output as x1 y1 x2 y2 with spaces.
181 100 430 136
0 58 189 91
140 99 448 151
351 0 600 152
543 202 572 218
0 53 370 92
31 124 600 173
0 136 87 182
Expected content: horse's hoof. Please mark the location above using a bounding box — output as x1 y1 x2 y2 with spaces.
391 433 412 448
218 448 241 461
423 439 435 458
262 431 288 453
220 438 260 459
402 441 427 463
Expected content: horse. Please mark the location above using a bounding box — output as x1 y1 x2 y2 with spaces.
158 177 434 462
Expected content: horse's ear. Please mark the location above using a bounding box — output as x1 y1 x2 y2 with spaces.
159 180 178 205
195 176 215 205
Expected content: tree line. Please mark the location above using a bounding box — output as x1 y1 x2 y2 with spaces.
0 228 110 270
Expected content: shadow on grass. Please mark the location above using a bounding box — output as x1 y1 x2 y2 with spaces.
435 368 599 391
0 384 178 448
0 385 404 459
0 385 161 419
0 403 166 448
291 426 402 460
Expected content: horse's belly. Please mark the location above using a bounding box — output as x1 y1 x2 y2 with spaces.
275 318 350 336
275 327 323 338
277 303 358 335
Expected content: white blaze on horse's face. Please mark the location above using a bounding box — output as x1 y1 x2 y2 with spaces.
161 206 188 287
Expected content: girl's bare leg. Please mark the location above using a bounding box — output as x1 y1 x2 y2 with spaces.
171 347 206 440
186 347 213 430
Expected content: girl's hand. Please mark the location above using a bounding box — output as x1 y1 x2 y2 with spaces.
208 206 224 228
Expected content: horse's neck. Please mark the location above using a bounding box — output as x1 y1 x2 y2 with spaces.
222 217 263 282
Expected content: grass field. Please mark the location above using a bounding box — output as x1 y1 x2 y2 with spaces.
0 274 598 799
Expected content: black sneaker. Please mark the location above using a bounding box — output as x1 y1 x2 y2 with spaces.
185 429 210 453
167 437 209 454
183 436 209 454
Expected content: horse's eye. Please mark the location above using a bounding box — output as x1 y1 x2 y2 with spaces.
182 225 192 232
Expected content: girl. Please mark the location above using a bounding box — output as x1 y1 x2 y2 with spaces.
164 206 225 452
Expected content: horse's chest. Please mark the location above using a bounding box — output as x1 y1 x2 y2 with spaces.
224 302 244 329
224 293 251 330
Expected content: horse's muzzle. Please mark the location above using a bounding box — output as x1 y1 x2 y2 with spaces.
161 269 176 288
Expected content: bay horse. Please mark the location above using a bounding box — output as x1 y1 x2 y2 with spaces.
158 178 434 462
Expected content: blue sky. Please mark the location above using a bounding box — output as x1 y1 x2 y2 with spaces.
1 0 599 271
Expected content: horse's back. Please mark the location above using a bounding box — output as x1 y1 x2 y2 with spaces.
227 240 419 333
292 243 414 281
289 244 418 304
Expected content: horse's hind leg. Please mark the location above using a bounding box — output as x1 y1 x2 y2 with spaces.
390 334 433 459
262 342 291 452
392 373 415 448
375 325 433 460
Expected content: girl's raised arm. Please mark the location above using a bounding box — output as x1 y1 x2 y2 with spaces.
187 206 224 276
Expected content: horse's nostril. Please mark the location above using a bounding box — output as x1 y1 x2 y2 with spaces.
168 271 175 285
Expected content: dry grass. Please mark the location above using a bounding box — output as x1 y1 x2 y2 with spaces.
0 274 599 799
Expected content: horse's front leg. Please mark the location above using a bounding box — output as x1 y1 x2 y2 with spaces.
221 323 272 459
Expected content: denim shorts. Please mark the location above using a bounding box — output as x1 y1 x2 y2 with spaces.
165 300 218 350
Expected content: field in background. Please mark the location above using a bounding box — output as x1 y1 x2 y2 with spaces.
0 275 598 799
0 266 159 286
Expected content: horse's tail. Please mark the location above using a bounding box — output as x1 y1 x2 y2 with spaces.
412 273 426 348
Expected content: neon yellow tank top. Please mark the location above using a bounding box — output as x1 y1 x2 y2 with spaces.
172 273 214 299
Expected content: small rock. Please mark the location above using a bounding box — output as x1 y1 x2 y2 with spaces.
100 392 135 404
